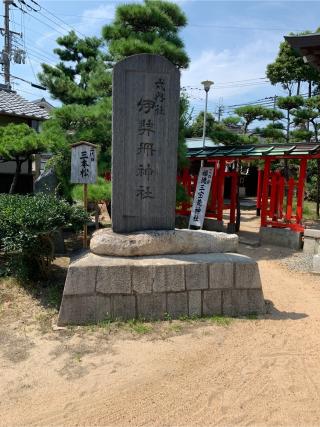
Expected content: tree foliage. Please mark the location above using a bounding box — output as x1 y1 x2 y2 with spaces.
187 111 215 137
0 193 88 279
38 31 112 105
0 123 49 194
234 105 283 133
42 98 112 199
266 38 320 95
102 0 189 68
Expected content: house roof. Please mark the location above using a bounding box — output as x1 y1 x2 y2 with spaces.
0 90 50 120
285 33 320 71
187 143 320 160
32 97 55 113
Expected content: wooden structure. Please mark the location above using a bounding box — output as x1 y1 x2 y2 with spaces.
177 143 320 233
285 33 320 71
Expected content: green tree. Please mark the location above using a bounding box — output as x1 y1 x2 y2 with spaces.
0 123 49 194
266 37 320 96
188 111 216 137
276 95 305 143
42 98 112 199
234 105 283 134
254 122 286 142
102 0 189 68
38 31 112 105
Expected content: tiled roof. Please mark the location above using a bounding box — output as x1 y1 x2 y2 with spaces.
0 90 50 120
188 143 320 160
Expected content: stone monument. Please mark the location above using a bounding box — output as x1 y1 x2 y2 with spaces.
58 54 265 325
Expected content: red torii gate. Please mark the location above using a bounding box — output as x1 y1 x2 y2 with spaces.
177 143 320 234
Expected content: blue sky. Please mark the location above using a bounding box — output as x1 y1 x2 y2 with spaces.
7 0 320 120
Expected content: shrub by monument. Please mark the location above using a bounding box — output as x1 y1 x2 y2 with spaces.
72 177 111 228
0 194 88 279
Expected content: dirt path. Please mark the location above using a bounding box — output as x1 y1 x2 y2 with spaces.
1 246 320 426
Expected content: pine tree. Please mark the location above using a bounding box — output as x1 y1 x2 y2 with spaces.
102 0 189 68
38 31 112 105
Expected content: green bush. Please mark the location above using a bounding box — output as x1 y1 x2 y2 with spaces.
71 177 111 202
0 193 88 279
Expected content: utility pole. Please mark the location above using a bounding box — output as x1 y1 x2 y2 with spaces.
3 0 12 89
216 97 224 122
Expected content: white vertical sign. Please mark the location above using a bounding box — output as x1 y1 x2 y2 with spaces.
71 142 97 184
189 166 214 229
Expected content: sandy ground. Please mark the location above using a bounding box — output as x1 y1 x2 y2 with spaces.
1 242 320 426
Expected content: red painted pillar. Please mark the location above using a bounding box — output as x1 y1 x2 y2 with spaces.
296 158 307 224
261 158 271 227
256 169 263 216
217 160 226 221
229 170 237 224
286 177 295 221
278 175 285 219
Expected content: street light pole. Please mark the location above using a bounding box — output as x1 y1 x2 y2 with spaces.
201 80 213 167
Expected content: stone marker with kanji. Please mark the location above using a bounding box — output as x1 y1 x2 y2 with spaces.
58 54 265 325
112 54 180 233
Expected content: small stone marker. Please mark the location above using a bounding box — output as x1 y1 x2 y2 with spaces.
189 166 214 229
112 54 180 233
71 141 97 184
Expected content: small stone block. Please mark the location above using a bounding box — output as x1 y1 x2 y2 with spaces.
96 266 131 294
167 292 188 318
188 291 202 317
313 254 320 272
303 237 316 255
58 295 97 325
112 295 136 320
203 290 222 316
137 293 166 320
132 266 154 293
153 265 185 293
185 263 208 290
304 228 320 239
209 262 234 289
234 261 261 289
63 266 97 296
96 295 112 322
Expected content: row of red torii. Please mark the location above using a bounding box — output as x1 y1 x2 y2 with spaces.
176 143 320 234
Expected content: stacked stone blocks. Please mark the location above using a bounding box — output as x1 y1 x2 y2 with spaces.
58 252 265 325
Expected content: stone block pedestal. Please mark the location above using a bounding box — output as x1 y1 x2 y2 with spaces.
58 252 265 325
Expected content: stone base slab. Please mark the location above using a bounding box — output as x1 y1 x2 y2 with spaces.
90 228 238 257
58 252 265 325
260 227 303 250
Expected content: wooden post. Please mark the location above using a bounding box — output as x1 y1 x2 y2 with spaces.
83 183 88 248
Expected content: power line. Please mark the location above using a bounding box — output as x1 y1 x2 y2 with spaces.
39 4 86 38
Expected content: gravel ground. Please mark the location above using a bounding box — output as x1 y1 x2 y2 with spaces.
278 251 313 273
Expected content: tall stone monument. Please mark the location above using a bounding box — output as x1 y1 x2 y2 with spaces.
57 54 265 326
112 54 180 232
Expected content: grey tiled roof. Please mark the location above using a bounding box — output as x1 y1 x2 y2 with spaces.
0 90 50 120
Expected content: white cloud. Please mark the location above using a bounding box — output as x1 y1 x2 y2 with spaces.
181 36 281 100
79 4 116 33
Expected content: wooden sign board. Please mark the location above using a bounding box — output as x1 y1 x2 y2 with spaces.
71 142 97 184
112 54 180 233
189 167 214 229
